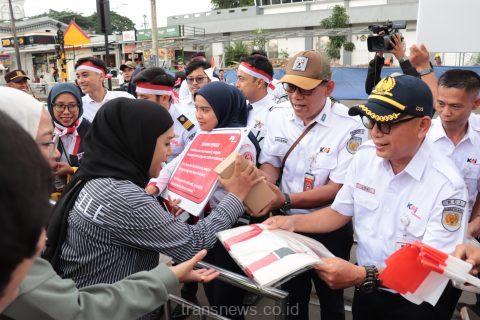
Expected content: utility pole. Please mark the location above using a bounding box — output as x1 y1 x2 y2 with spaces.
97 0 112 89
8 0 21 70
150 0 158 67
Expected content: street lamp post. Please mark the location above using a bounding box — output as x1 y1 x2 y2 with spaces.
8 0 21 70
151 0 158 67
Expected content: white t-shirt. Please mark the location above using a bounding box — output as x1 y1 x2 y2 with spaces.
82 90 135 122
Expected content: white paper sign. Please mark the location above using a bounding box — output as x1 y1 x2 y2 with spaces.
163 128 248 216
416 0 480 52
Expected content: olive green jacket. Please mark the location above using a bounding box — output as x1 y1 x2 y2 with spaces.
1 258 178 320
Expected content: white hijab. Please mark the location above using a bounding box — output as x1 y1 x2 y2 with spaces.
0 87 44 138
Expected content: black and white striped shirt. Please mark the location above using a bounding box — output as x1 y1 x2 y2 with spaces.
57 178 244 288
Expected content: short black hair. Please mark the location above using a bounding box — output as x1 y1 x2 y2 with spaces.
74 57 108 74
132 67 175 87
251 49 268 57
0 111 52 297
438 69 480 95
241 54 274 79
185 60 211 76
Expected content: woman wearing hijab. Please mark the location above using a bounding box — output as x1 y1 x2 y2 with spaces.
0 87 227 320
145 82 262 318
47 83 91 194
147 81 260 204
47 82 90 169
52 97 261 296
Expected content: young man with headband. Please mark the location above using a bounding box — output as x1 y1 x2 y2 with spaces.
75 57 134 122
236 55 287 147
133 67 196 162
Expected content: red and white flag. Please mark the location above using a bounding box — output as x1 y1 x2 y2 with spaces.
379 241 477 305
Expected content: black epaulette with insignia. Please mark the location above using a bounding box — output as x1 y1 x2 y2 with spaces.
177 115 195 131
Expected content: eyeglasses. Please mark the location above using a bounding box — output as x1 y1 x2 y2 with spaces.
53 104 79 112
186 76 207 84
361 115 416 135
282 81 328 96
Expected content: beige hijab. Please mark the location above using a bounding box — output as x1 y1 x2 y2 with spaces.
0 87 44 138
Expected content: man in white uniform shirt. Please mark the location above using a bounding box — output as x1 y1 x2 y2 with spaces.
132 67 196 162
75 57 134 122
266 74 469 320
178 60 212 121
425 69 480 316
236 54 283 147
256 51 368 320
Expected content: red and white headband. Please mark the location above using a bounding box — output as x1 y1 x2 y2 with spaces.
238 62 273 84
136 82 173 96
75 61 105 74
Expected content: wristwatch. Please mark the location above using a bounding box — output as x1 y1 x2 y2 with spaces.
358 265 380 294
398 56 409 64
280 193 291 214
418 67 434 76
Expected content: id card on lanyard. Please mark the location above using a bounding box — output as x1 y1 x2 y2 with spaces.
304 172 315 191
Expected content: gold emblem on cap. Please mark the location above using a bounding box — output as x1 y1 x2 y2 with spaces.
372 77 395 97
16 71 21 76
358 105 401 122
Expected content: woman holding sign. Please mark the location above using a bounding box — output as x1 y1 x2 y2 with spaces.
51 98 262 293
146 81 262 319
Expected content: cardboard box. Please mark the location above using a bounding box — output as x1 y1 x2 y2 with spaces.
214 152 277 215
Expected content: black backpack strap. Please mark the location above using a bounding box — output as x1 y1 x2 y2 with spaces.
42 179 86 270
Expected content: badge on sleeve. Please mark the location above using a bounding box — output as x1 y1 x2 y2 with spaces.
441 199 466 232
346 129 365 154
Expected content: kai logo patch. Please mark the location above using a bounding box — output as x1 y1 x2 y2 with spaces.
292 57 308 72
467 158 478 165
319 147 330 153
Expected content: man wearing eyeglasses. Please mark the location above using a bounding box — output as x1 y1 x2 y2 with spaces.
264 74 469 320
178 60 212 120
256 50 367 320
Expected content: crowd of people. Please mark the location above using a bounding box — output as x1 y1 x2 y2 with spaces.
1 38 480 320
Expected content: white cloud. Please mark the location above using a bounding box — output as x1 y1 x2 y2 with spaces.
23 0 212 29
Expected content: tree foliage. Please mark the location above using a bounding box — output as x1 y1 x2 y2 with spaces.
211 0 254 10
320 5 355 61
251 28 268 51
29 9 135 34
224 41 249 66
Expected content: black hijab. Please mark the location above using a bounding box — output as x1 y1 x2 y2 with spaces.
44 98 174 267
76 97 173 187
194 81 248 128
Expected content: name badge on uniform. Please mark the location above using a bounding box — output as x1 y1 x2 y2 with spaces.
303 172 315 191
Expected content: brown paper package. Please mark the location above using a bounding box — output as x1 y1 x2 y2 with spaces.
214 152 277 214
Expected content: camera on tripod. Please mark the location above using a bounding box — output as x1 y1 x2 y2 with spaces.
367 20 407 52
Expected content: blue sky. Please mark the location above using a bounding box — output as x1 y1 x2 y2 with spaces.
24 0 212 28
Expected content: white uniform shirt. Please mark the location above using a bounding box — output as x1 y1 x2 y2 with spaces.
247 94 283 148
331 140 468 268
259 98 368 214
427 116 480 211
82 90 135 122
178 94 197 122
168 103 197 162
268 78 288 103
